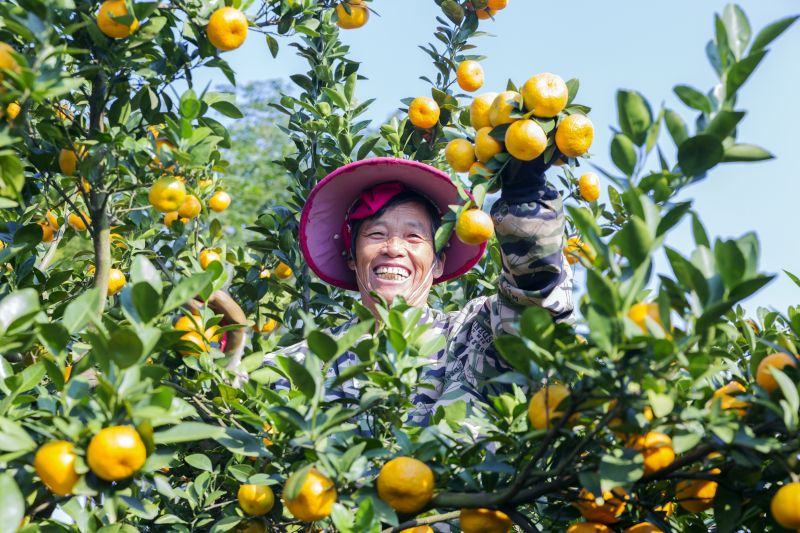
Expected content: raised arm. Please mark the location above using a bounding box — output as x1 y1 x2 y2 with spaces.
489 158 574 332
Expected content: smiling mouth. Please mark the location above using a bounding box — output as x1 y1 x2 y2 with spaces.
373 266 411 281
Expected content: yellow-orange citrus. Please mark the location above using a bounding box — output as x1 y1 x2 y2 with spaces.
578 172 600 202
46 210 60 230
64 365 72 382
80 178 92 193
164 211 187 228
34 441 80 496
275 261 294 279
575 488 628 524
474 126 504 163
59 148 81 176
456 60 484 92
38 223 54 244
400 527 434 533
623 523 663 533
180 330 209 356
336 1 369 29
284 467 337 522
504 119 547 161
208 190 231 212
675 468 720 513
377 457 435 514
97 0 139 39
455 208 494 245
0 42 21 77
756 352 797 393
86 426 147 481
564 236 594 265
108 268 126 296
771 482 800 529
631 432 674 475
655 501 675 517
200 249 222 270
487 0 508 9
175 314 202 333
475 8 496 20
459 508 512 533
67 212 90 231
408 96 440 129
260 318 278 334
710 381 748 416
238 521 267 533
207 7 249 51
238 484 275 516
445 138 476 172
488 90 522 126
628 302 661 333
468 161 492 178
528 384 570 430
149 177 187 212
6 102 21 120
178 194 202 219
555 114 594 158
261 422 274 446
567 523 614 533
470 92 497 130
521 72 568 118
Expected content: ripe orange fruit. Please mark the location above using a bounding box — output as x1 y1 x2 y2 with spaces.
455 208 494 245
261 422 274 446
456 60 484 92
178 194 202 219
0 42 21 77
377 456 435 514
623 523 663 533
488 90 522 126
521 72 569 118
771 482 800 529
487 0 508 9
468 161 492 178
208 190 231 212
474 126 504 163
59 148 83 176
528 384 570 430
631 432 675 475
6 101 21 120
238 484 275 516
336 1 369 29
284 467 337 522
675 468 720 513
710 381 748 416
400 527 434 533
238 521 266 533
34 441 80 496
108 268 126 296
260 318 278 334
556 114 594 158
475 8 496 20
470 92 497 130
564 236 594 265
445 138 476 173
86 426 147 481
97 0 139 39
408 97 440 129
460 508 512 533
200 249 222 270
64 365 72 382
628 302 661 333
655 501 675 517
149 177 187 212
207 7 248 51
180 330 209 356
575 487 628 524
756 352 797 393
163 211 187 228
175 314 202 333
67 212 90 231
46 210 60 230
567 523 614 533
275 261 294 279
504 119 547 161
80 178 92 193
578 172 600 202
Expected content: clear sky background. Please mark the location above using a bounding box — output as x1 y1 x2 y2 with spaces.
190 1 799 316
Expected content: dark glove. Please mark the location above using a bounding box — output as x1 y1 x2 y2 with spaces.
500 150 560 203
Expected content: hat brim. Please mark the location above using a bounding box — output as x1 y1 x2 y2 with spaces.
300 157 486 291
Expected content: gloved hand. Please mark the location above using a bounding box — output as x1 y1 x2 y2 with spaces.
500 149 561 203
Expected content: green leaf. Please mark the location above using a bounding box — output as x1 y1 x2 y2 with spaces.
616 90 652 146
0 473 24 531
185 453 213 472
153 423 224 444
722 143 774 162
37 322 71 355
714 485 742 533
725 50 767 97
646 390 674 417
722 4 751 60
691 212 710 247
180 90 201 120
677 135 724 176
62 288 102 334
284 464 312 502
714 239 745 289
664 109 689 147
277 356 317 399
163 272 215 314
705 110 744 140
109 328 144 369
586 270 619 315
266 34 279 58
0 417 36 452
307 331 338 363
674 85 711 114
599 450 643 493
771 367 800 415
494 336 534 374
566 78 579 105
610 133 637 177
611 216 652 267
750 15 798 52
0 288 39 335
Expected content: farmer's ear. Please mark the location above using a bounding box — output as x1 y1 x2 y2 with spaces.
433 252 445 278
347 255 355 271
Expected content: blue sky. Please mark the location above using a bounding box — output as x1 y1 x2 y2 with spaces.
191 1 799 316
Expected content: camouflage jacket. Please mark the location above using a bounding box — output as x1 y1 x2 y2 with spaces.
264 181 574 425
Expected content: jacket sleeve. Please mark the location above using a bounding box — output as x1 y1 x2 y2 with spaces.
489 169 574 335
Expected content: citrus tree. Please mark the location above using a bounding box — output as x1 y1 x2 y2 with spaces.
1 1 800 532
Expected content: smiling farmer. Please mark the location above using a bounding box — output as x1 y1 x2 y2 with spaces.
258 156 574 425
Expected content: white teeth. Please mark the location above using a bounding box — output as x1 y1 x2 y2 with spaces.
374 266 410 280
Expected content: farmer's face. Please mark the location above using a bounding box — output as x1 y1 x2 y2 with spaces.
348 201 444 310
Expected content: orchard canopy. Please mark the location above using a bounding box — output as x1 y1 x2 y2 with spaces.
1 1 800 532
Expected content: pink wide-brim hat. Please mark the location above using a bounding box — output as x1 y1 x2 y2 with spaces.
300 157 487 291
